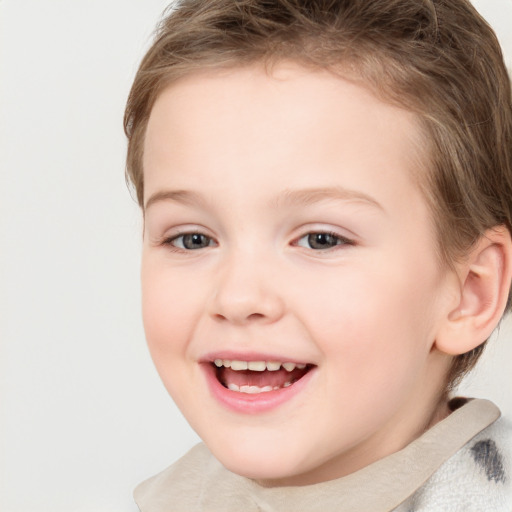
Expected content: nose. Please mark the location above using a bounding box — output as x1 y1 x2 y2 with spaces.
207 251 285 325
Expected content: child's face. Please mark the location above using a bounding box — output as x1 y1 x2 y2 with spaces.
141 63 456 485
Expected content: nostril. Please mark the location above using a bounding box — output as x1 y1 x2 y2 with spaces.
247 313 265 320
211 311 272 324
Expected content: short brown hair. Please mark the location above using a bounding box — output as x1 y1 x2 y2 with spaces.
124 0 512 388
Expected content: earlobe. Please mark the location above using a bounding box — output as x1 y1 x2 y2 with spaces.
435 226 512 356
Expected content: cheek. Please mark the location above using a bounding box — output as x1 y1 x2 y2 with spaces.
300 261 439 373
141 263 204 411
141 261 200 357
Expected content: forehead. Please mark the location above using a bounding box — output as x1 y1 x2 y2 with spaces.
143 62 427 213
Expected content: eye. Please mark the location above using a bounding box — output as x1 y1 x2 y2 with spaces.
296 232 352 250
166 232 215 250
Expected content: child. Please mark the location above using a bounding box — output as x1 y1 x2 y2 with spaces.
124 0 512 510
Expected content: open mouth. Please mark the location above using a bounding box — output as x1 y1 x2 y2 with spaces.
213 359 314 394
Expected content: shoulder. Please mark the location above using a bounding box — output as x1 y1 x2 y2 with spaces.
401 411 512 511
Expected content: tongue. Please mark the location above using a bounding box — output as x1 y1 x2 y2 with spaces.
219 367 307 388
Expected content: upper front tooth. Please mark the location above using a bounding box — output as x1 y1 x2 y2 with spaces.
230 360 248 371
214 359 306 371
247 361 266 371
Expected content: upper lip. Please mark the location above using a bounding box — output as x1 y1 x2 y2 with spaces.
200 350 314 366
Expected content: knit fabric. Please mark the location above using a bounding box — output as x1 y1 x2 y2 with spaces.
396 414 512 511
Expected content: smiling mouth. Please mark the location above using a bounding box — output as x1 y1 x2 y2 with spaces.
213 359 314 394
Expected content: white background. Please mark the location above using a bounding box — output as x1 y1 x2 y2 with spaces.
1 1 511 510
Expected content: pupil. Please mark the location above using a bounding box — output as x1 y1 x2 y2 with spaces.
309 233 336 249
185 233 208 249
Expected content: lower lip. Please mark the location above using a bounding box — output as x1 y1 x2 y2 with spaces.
202 363 316 414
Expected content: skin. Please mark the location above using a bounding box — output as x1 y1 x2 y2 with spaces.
140 62 459 486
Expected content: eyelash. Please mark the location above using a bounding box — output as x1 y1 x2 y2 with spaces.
162 231 216 251
161 230 354 252
295 231 354 251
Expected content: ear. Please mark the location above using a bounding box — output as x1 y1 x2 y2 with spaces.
435 226 512 356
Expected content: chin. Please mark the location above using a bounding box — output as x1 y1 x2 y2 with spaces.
205 436 310 482
221 457 300 482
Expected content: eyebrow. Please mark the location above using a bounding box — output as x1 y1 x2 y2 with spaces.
145 189 204 210
144 186 384 212
272 186 384 212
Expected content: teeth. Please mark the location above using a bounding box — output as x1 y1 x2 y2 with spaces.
227 383 289 394
247 361 266 371
230 360 248 371
213 359 308 371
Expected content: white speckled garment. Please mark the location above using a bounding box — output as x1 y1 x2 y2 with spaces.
134 399 511 511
